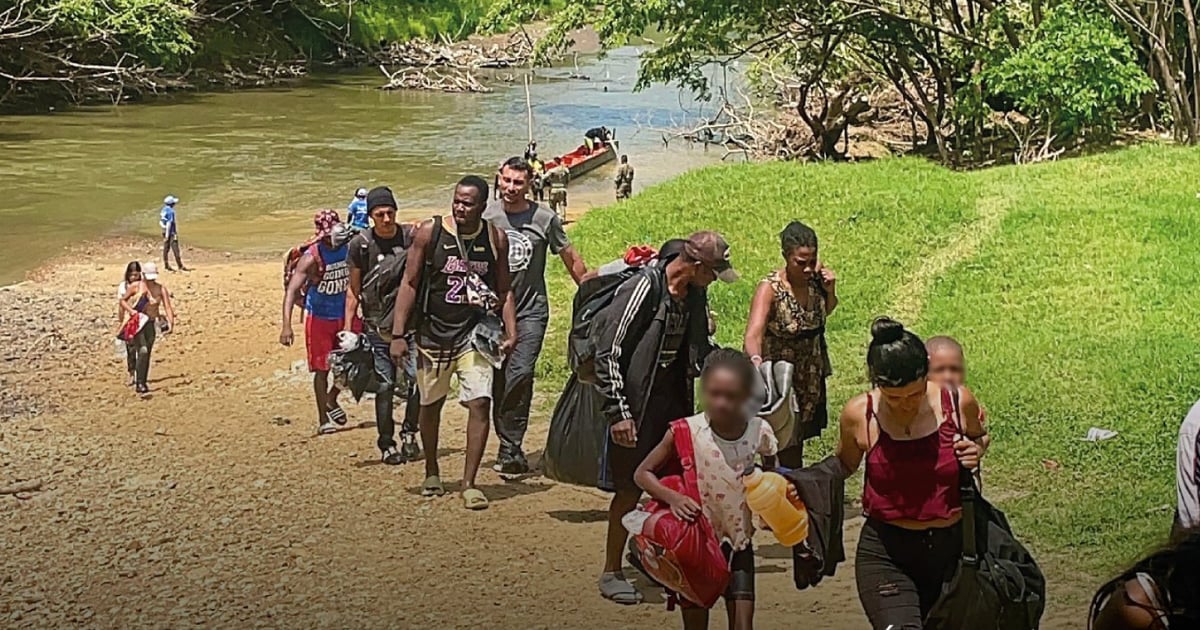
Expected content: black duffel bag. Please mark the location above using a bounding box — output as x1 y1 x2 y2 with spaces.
925 392 1046 630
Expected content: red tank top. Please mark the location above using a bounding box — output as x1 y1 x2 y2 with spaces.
862 387 962 522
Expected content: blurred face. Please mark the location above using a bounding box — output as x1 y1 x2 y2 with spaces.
702 368 749 427
498 166 531 204
452 185 485 225
928 348 965 387
370 205 396 233
785 245 818 280
127 268 142 283
878 377 927 416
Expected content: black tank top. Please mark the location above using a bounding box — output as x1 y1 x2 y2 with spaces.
418 217 499 356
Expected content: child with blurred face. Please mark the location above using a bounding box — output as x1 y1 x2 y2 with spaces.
925 336 966 388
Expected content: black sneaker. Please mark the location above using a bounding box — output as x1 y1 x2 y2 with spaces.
493 457 531 476
135 383 150 396
399 433 421 461
381 446 404 465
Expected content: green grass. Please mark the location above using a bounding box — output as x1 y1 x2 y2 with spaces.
540 143 1200 580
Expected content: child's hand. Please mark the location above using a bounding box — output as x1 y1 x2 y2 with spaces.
668 493 701 522
786 483 802 507
954 434 982 470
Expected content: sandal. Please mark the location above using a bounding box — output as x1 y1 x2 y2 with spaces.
461 488 489 511
599 572 643 605
421 475 445 497
326 404 348 426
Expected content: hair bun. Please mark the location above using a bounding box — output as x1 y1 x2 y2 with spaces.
871 317 905 344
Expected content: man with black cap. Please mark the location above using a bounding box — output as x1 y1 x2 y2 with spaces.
590 230 737 605
344 186 421 465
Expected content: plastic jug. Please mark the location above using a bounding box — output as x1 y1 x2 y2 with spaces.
743 469 809 547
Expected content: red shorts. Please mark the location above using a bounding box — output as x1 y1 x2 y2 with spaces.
305 314 360 372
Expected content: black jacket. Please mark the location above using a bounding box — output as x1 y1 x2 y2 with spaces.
782 456 847 589
591 260 712 426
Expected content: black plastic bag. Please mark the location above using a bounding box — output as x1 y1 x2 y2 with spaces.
543 374 609 487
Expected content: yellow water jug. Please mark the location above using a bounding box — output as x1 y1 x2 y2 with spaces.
743 469 809 547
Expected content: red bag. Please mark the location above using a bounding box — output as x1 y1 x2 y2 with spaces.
630 419 731 608
622 245 658 267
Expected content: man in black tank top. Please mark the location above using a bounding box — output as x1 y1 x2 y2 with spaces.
390 175 517 510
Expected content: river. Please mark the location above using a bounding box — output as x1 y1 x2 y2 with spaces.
0 46 725 284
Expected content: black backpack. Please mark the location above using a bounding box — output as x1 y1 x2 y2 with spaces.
569 267 642 384
924 391 1047 629
358 218 443 334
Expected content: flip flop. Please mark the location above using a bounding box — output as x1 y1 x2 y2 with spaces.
599 573 643 605
421 475 445 497
461 488 489 511
326 404 348 426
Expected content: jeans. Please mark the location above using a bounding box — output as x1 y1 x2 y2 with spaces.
492 315 547 461
162 234 183 268
855 518 962 630
365 331 419 451
132 324 157 386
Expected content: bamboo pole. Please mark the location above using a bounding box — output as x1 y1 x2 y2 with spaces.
525 73 534 144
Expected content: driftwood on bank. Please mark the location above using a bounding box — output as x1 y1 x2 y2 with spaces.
376 33 536 93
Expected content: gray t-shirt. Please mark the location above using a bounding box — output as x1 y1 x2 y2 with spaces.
484 200 570 318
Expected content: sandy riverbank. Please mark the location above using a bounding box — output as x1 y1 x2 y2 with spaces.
0 241 1086 628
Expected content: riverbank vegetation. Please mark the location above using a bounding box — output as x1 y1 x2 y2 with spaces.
541 143 1200 575
0 0 553 112
498 0 1199 166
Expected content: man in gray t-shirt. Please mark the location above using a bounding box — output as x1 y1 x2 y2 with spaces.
484 156 588 474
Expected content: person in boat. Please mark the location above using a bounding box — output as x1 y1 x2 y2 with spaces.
546 158 571 218
585 126 612 151
614 155 634 201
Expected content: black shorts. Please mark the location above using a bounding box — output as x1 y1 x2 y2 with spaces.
601 360 692 493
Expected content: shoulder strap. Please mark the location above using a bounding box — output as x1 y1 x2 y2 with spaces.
425 216 443 267
670 418 700 503
950 386 980 566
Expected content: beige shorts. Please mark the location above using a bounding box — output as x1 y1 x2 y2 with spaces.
416 349 493 406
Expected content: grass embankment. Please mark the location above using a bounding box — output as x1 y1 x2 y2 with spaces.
540 144 1200 577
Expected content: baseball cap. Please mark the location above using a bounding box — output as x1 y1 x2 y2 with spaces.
355 187 368 198
684 231 739 283
313 209 341 238
142 262 160 280
163 195 178 205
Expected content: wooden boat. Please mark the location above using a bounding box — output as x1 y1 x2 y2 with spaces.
542 141 617 177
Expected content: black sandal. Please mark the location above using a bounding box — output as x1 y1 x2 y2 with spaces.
326 404 348 426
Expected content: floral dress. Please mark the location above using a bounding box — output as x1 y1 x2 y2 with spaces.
687 413 778 551
761 270 832 445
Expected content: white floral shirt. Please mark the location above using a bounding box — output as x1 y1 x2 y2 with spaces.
686 413 778 551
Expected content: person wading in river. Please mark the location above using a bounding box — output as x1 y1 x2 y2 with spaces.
119 262 177 396
389 175 518 510
592 231 736 604
614 155 634 201
545 159 570 219
344 187 421 465
281 210 356 435
159 195 187 271
485 156 588 476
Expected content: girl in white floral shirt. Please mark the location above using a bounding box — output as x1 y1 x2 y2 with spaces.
635 349 778 630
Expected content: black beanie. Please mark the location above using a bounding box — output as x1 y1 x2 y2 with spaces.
366 186 397 211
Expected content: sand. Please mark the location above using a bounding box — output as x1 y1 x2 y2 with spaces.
0 240 1086 628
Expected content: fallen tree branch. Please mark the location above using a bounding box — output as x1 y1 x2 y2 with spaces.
0 479 42 495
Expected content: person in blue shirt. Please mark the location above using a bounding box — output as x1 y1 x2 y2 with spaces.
159 195 187 271
347 187 370 231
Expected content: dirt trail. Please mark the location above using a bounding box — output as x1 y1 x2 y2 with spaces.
0 243 1084 628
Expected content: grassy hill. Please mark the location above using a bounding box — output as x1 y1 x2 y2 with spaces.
541 143 1200 577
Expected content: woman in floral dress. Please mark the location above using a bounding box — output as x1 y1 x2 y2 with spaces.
744 221 838 468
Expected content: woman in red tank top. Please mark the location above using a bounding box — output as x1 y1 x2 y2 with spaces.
835 317 988 630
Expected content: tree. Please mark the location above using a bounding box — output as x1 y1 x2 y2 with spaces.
1105 0 1200 143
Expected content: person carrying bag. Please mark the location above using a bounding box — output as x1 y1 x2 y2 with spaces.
924 389 1046 629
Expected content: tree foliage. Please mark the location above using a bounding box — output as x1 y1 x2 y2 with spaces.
490 0 1185 161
